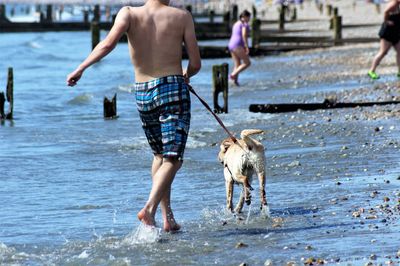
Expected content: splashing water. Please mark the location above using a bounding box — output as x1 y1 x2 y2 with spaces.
122 224 161 245
245 204 252 224
261 205 271 219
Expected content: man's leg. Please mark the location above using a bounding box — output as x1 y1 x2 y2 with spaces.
138 157 182 227
150 154 182 232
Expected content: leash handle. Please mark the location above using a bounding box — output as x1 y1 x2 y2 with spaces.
187 84 237 143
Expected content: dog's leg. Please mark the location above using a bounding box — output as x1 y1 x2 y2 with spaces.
258 171 267 206
236 174 252 205
235 188 245 213
225 179 234 212
257 171 270 217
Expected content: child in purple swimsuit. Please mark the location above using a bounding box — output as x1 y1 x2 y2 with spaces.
228 10 251 86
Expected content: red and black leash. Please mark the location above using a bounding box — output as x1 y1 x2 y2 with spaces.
187 84 237 143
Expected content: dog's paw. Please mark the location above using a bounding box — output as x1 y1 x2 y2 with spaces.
260 204 271 218
245 196 252 205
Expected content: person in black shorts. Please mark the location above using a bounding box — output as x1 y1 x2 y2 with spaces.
368 0 400 79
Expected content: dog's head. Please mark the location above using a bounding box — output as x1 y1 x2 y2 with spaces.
218 138 234 164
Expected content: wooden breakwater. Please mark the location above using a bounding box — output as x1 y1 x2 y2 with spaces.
0 21 113 32
0 3 382 58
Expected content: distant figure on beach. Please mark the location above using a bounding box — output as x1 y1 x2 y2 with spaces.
66 0 201 232
368 0 400 80
228 10 251 86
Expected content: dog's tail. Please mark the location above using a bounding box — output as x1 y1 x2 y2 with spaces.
240 129 264 139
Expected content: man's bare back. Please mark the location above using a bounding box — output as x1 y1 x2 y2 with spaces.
125 3 193 82
66 0 200 86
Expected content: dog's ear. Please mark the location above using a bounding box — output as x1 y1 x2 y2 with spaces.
222 140 233 151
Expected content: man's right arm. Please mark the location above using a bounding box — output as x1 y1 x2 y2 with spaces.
183 12 201 80
66 7 131 86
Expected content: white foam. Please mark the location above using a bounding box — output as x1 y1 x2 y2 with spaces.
245 204 252 224
27 41 42 49
77 250 90 259
0 242 14 256
67 93 94 105
185 137 207 149
117 84 134 93
261 205 271 219
122 224 161 245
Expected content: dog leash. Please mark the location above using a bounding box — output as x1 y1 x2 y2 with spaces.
187 84 237 143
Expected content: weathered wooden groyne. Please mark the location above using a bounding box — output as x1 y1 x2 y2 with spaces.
0 3 382 59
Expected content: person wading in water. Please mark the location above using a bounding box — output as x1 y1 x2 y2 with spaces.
67 0 201 232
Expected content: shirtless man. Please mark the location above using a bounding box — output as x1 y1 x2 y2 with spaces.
66 0 201 232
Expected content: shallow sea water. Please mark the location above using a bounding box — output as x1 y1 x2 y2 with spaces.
1 30 400 265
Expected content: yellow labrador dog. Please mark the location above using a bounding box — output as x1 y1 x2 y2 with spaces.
218 129 270 216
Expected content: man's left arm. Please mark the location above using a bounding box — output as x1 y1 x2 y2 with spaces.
67 7 131 86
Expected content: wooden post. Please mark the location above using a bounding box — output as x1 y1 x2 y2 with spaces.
59 4 64 20
318 3 323 14
0 4 6 20
333 7 339 17
46 4 52 22
40 12 45 23
252 5 257 19
0 92 5 120
231 4 238 24
279 4 285 31
291 7 297 21
93 4 100 22
329 7 338 30
104 94 117 119
249 100 400 113
333 15 342 44
326 4 332 16
375 3 381 14
251 18 261 49
209 10 215 23
223 11 230 24
212 63 229 114
5 67 13 120
83 10 89 23
91 21 100 50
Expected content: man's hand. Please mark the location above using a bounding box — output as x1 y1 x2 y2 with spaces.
183 72 190 84
66 69 83 87
245 46 250 55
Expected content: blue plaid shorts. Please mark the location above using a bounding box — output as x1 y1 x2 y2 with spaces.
135 75 191 160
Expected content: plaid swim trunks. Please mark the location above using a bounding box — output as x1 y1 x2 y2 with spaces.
135 75 191 160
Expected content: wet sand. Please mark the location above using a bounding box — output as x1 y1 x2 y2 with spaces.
234 44 400 265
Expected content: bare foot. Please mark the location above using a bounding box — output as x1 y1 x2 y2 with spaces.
163 213 181 232
137 208 156 227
